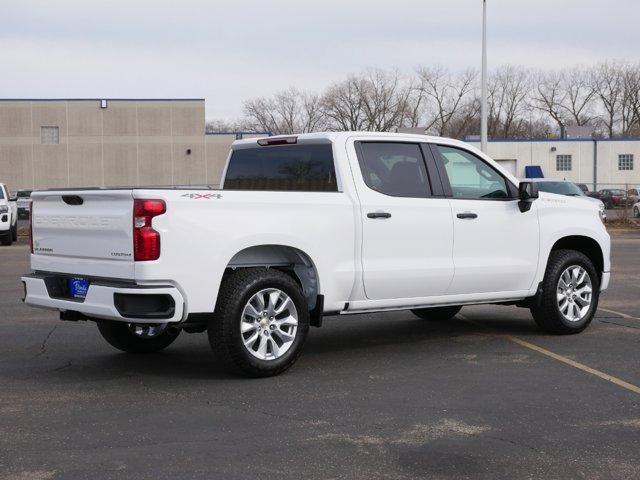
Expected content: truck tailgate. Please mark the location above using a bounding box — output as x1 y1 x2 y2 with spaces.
31 190 135 279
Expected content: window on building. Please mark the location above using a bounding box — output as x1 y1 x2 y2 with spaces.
40 126 59 145
618 154 634 171
556 154 572 171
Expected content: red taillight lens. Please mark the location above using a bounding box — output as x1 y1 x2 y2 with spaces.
133 199 165 261
29 200 34 254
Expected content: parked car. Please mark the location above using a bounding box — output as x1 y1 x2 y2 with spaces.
22 132 611 377
576 183 590 194
0 183 18 245
627 187 640 204
598 189 629 209
523 179 606 221
16 189 32 219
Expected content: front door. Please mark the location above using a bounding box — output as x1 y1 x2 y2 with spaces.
352 140 455 300
433 144 539 295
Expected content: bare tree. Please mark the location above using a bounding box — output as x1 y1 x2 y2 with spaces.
486 65 531 138
592 61 624 137
621 64 640 136
205 119 252 133
321 75 368 131
243 88 327 135
234 62 638 139
531 71 567 134
360 69 412 131
321 70 411 131
560 67 596 127
414 66 477 136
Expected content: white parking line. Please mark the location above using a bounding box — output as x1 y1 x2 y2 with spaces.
458 314 640 396
598 307 640 321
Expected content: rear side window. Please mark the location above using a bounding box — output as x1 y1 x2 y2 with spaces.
357 142 430 198
224 144 337 191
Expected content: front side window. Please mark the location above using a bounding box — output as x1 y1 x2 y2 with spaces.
619 154 634 171
556 154 572 171
224 144 337 191
436 145 509 200
357 142 430 198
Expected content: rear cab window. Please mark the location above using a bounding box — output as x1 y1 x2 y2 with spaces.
224 143 338 192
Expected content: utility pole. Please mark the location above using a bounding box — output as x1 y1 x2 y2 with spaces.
480 0 488 152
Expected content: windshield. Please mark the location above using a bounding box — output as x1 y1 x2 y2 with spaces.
17 190 32 198
0 187 4 199
536 181 584 196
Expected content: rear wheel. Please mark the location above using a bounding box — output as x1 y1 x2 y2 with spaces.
96 321 179 353
634 206 640 218
411 305 462 321
531 249 599 335
208 268 310 377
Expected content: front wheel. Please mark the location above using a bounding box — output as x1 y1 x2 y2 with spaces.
97 321 179 353
208 268 310 377
11 221 17 241
411 305 462 321
1 230 12 246
531 249 599 335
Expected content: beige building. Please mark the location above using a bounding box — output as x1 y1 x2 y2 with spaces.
0 99 262 191
466 138 640 190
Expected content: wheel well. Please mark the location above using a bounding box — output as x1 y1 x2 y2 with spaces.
551 236 604 279
226 245 319 310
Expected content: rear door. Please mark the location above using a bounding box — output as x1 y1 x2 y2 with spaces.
31 190 136 278
432 144 539 295
352 140 454 300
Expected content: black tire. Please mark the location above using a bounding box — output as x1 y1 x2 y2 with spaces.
411 305 462 321
11 222 17 241
208 268 310 378
96 320 179 353
634 206 639 218
530 249 599 335
1 230 12 246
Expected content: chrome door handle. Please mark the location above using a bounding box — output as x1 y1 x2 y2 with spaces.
367 212 392 219
456 212 478 219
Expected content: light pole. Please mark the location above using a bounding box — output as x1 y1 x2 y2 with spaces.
480 0 488 152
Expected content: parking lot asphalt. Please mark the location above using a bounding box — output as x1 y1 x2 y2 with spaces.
1 233 639 480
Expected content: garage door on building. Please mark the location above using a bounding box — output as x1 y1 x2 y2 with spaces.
496 159 517 177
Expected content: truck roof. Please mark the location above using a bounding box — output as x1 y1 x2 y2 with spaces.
231 131 469 149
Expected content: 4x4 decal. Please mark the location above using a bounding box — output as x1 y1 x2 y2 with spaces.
180 193 222 200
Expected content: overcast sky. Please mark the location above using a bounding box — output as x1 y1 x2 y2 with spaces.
2 0 639 120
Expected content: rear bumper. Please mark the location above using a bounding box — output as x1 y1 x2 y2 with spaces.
21 273 185 324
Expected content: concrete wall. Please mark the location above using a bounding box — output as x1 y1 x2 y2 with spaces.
0 99 206 190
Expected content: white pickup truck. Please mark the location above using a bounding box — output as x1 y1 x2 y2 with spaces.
22 132 610 377
0 183 18 246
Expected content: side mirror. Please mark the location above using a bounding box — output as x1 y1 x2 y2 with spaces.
518 182 538 213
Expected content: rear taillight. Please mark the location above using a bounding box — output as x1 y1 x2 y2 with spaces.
133 199 165 261
29 200 33 254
